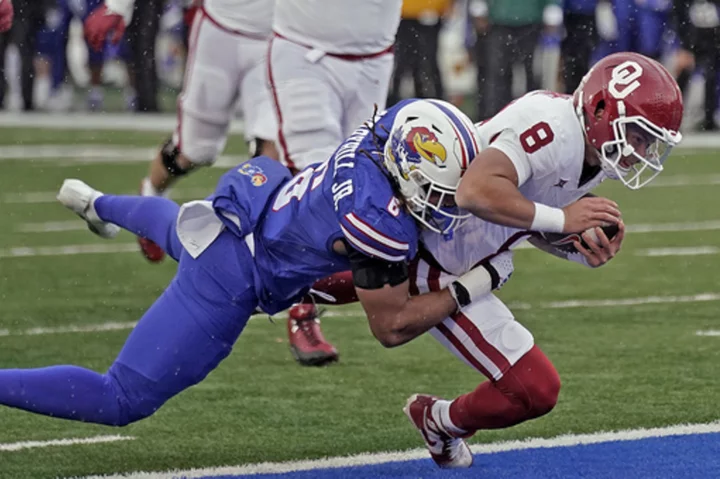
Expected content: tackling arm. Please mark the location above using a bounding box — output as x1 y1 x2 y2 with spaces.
349 247 511 347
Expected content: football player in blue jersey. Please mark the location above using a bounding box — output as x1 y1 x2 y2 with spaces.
0 99 511 428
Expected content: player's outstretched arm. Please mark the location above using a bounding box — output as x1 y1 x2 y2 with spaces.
456 148 621 233
456 148 552 230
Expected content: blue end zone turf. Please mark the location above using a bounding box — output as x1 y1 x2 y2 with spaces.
200 432 720 479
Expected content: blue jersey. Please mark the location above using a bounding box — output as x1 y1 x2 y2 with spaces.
247 100 421 313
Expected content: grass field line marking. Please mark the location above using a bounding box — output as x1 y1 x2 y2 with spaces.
0 321 138 338
5 187 212 205
635 246 720 257
0 243 139 258
0 434 134 452
625 220 720 233
696 330 720 337
647 174 720 187
4 292 718 338
16 220 87 233
76 421 720 478
540 292 720 309
0 145 245 168
0 112 246 133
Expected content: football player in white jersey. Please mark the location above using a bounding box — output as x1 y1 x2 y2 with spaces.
268 0 404 367
85 0 278 262
399 52 684 468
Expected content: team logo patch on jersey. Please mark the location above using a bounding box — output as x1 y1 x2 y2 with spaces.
391 126 448 172
251 173 267 186
238 163 267 187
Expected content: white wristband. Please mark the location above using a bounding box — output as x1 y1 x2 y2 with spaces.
531 202 565 233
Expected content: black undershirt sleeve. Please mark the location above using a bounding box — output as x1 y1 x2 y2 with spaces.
346 244 409 290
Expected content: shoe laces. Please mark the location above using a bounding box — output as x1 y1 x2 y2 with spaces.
295 307 326 346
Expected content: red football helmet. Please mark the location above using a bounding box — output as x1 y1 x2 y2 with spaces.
573 52 683 189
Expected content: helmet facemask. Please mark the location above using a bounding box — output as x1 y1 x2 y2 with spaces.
599 115 681 190
404 168 470 236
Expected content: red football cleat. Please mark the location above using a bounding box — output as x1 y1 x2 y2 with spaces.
137 180 166 263
287 304 338 366
138 236 166 263
404 394 473 469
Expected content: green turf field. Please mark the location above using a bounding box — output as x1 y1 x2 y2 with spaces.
0 128 719 478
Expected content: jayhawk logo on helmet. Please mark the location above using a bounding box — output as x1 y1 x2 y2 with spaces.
390 125 448 170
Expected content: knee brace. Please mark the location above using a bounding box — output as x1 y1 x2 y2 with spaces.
161 137 190 177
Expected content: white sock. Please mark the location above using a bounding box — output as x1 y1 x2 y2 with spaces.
431 399 467 437
141 177 163 197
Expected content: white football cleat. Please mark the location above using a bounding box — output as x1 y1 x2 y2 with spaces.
57 179 119 239
404 394 473 469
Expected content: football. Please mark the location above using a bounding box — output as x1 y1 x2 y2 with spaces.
538 223 620 254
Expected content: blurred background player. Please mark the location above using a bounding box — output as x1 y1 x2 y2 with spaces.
0 0 50 110
561 0 616 94
85 0 278 262
36 0 125 111
84 0 163 112
472 0 563 118
387 0 452 105
672 0 720 131
268 0 403 367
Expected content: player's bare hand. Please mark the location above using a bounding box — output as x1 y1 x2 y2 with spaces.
562 196 621 234
573 220 625 268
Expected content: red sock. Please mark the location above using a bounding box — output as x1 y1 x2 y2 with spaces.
304 270 358 305
448 346 561 432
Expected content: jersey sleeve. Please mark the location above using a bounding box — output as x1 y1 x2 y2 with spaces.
335 161 418 263
481 92 576 187
488 129 533 186
339 211 413 262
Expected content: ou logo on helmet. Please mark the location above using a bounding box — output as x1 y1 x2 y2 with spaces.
608 61 643 100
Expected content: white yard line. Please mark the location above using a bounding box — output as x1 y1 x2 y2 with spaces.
0 243 138 258
0 112 246 133
695 330 720 337
541 292 720 309
626 220 720 234
0 435 134 452
0 321 137 338
77 421 720 478
0 145 245 168
16 220 87 233
647 174 720 187
635 246 720 257
4 187 212 205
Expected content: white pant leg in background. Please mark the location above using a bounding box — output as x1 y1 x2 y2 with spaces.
176 10 275 165
341 53 394 135
268 36 394 171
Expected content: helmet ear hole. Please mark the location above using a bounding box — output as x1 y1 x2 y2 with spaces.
594 100 605 120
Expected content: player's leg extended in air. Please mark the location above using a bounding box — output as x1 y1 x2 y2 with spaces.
0 181 258 426
140 7 277 262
